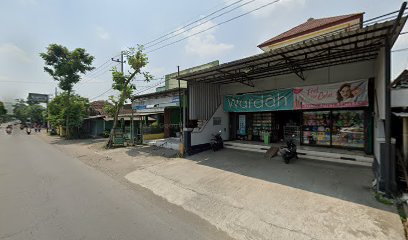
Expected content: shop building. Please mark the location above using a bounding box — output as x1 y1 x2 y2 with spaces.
131 61 219 149
178 8 407 194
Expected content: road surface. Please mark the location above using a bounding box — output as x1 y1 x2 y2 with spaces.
0 126 231 240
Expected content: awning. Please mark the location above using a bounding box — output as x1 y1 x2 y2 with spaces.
393 112 408 117
83 115 105 120
177 16 407 86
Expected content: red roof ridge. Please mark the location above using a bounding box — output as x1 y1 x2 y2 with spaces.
258 12 364 49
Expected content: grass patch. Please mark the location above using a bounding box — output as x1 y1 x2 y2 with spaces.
374 192 394 205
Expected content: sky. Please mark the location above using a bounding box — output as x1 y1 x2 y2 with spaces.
1 0 408 110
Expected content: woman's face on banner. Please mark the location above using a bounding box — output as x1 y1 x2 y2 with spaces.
340 86 352 99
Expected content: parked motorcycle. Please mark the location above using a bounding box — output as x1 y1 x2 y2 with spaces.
6 125 12 135
210 130 223 151
279 135 298 164
26 127 31 135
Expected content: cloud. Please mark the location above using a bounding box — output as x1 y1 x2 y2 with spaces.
0 43 31 62
224 0 306 18
180 20 234 58
96 26 110 40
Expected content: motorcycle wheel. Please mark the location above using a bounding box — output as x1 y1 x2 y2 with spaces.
283 156 290 164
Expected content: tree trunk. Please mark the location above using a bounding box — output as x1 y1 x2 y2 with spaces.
106 71 137 149
106 101 122 148
66 90 70 139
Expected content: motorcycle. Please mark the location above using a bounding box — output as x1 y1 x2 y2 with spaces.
6 125 12 135
26 127 31 135
210 130 223 151
279 135 298 164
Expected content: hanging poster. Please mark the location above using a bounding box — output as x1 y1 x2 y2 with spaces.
293 80 368 110
224 89 293 112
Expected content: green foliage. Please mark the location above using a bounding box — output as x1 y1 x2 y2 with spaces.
103 97 116 118
0 101 7 116
40 44 94 92
106 45 152 148
48 93 89 128
13 99 27 122
374 192 394 205
12 99 45 124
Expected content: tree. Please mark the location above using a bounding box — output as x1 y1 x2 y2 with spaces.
13 99 28 122
27 104 46 125
106 46 152 148
40 44 94 138
0 101 7 116
0 101 7 123
12 99 45 125
48 93 89 137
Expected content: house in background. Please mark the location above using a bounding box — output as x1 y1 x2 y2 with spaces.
131 61 219 149
391 69 408 192
82 101 152 139
82 100 109 138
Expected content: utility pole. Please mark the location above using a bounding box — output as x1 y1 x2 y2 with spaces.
177 66 182 129
111 52 125 74
112 52 131 143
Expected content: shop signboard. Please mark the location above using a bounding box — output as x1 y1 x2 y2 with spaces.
28 93 48 103
293 80 368 110
224 89 293 112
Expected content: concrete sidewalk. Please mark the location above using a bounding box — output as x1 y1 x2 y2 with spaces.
125 149 405 240
38 135 405 240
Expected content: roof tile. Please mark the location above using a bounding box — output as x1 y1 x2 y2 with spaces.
258 13 363 48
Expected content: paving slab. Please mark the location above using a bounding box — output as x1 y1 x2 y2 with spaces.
125 149 405 240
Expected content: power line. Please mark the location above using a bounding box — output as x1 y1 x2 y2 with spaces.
146 0 281 54
84 52 122 75
83 61 117 79
80 63 119 85
135 81 165 95
392 47 408 53
87 59 111 74
89 87 113 101
0 80 55 84
145 0 257 50
143 0 247 48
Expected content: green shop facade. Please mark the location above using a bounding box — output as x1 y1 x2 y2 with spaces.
226 79 372 153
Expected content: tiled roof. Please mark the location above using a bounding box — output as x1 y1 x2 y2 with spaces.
118 104 134 115
258 13 363 48
89 100 109 116
392 69 408 88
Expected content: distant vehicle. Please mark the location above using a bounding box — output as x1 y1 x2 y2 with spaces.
6 125 12 135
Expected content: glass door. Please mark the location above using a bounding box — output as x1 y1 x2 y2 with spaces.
331 110 365 148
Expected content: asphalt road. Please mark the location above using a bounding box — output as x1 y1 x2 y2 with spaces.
0 126 231 240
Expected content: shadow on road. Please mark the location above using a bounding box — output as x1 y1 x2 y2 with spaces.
184 148 395 213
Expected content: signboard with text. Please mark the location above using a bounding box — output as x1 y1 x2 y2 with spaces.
223 80 369 112
224 89 293 112
293 80 368 110
28 93 49 103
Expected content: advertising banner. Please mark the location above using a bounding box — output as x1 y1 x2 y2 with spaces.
224 89 293 112
28 93 48 103
293 80 368 110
